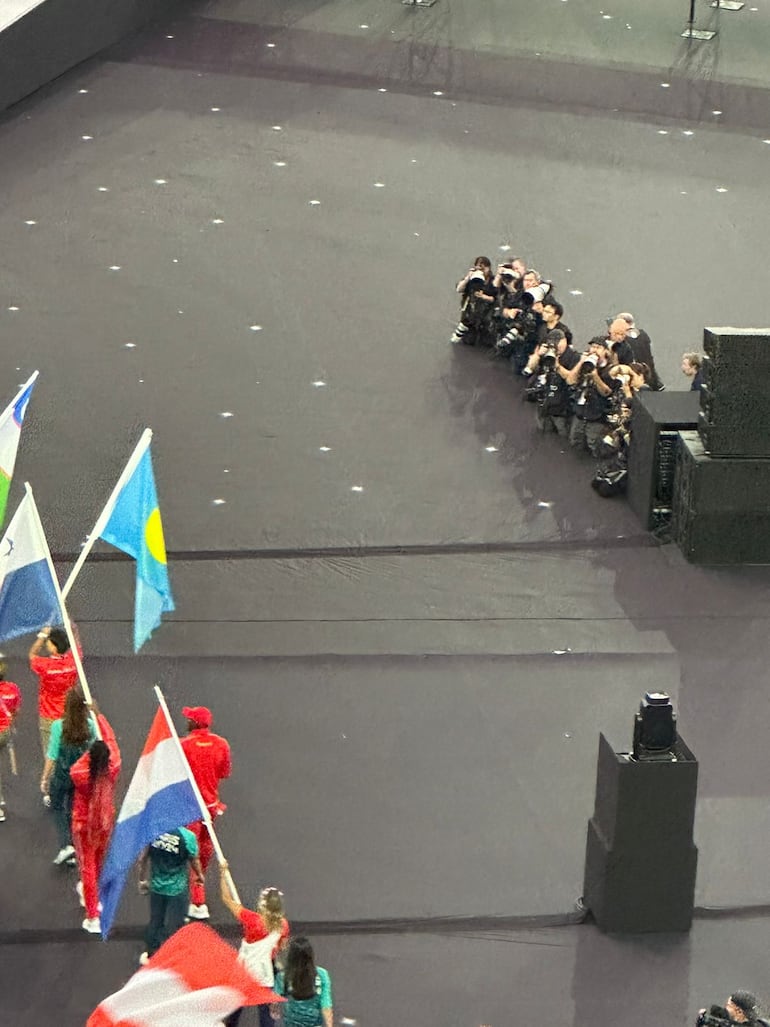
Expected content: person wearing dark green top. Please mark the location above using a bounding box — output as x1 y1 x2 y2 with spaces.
40 688 94 865
138 827 203 960
274 936 333 1027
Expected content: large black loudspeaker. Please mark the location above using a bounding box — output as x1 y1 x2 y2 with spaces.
583 733 698 933
698 328 770 457
626 392 700 529
671 432 770 563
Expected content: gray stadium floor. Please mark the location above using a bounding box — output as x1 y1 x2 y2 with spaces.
2 0 770 1023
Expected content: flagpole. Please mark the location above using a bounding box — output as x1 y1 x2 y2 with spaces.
153 684 242 905
24 482 102 740
61 428 153 602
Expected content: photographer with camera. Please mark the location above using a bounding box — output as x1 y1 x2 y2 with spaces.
450 257 497 347
537 299 572 347
495 272 550 375
565 339 612 456
696 991 763 1026
523 329 580 437
589 365 638 497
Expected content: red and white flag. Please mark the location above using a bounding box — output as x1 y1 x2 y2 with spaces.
87 923 282 1027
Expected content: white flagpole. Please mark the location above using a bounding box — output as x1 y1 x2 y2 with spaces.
153 684 241 905
24 482 102 740
61 428 153 602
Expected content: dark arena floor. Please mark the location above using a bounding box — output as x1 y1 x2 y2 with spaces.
3 0 770 1023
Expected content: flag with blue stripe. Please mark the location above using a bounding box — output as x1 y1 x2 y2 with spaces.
0 492 59 641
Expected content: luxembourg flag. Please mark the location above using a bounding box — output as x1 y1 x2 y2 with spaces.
0 371 38 528
88 923 282 1026
99 703 202 938
0 490 60 641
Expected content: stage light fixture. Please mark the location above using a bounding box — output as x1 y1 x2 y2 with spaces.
632 692 678 761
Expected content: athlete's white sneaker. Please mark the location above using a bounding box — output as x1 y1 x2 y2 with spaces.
53 845 76 865
82 916 101 934
187 903 210 920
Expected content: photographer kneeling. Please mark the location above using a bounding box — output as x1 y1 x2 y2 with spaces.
523 329 580 437
450 257 497 347
495 280 549 375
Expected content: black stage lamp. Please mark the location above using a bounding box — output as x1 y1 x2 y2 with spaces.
632 692 677 761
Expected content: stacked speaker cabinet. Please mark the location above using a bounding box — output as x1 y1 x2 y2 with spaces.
627 392 700 530
671 328 770 565
698 328 770 458
582 733 698 933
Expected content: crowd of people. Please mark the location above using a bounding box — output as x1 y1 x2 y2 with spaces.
450 255 705 498
0 627 334 1027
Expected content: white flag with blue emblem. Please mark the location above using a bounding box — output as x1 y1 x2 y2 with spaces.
0 491 60 641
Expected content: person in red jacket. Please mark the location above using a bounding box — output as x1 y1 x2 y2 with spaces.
0 658 22 822
28 625 82 764
180 705 231 920
70 710 122 933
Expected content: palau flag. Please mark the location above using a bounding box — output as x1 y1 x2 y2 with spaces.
0 371 38 528
0 491 60 641
101 446 174 652
98 706 202 939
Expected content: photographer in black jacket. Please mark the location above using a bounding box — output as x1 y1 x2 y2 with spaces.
696 991 762 1026
450 256 497 347
565 339 612 455
523 329 580 437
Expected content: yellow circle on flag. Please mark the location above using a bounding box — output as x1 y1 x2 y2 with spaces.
145 507 167 564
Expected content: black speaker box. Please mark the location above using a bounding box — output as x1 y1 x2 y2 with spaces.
626 392 700 529
699 329 770 457
698 410 770 459
583 733 698 933
671 432 770 564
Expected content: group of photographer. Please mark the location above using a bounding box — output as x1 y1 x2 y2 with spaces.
450 255 664 498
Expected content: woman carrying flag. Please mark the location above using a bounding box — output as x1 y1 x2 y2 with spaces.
70 707 121 933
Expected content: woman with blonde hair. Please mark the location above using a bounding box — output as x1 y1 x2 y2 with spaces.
219 861 290 1027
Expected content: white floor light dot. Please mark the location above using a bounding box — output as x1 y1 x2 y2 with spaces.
212 498 227 505
250 324 263 331
308 199 321 205
313 380 327 387
319 446 332 452
350 486 364 492
220 411 234 418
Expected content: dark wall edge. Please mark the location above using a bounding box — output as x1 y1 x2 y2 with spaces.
0 0 185 113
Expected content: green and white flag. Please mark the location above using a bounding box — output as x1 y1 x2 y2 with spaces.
0 371 38 527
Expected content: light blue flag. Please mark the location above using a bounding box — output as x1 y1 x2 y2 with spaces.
101 448 174 651
0 492 60 641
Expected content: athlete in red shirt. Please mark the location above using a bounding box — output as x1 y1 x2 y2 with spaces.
0 661 22 822
180 705 232 919
70 711 122 932
28 626 81 762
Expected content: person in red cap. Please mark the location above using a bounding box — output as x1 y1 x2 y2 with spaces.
180 705 231 919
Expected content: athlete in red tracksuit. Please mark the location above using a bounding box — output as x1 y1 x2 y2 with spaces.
69 712 121 932
180 705 231 920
